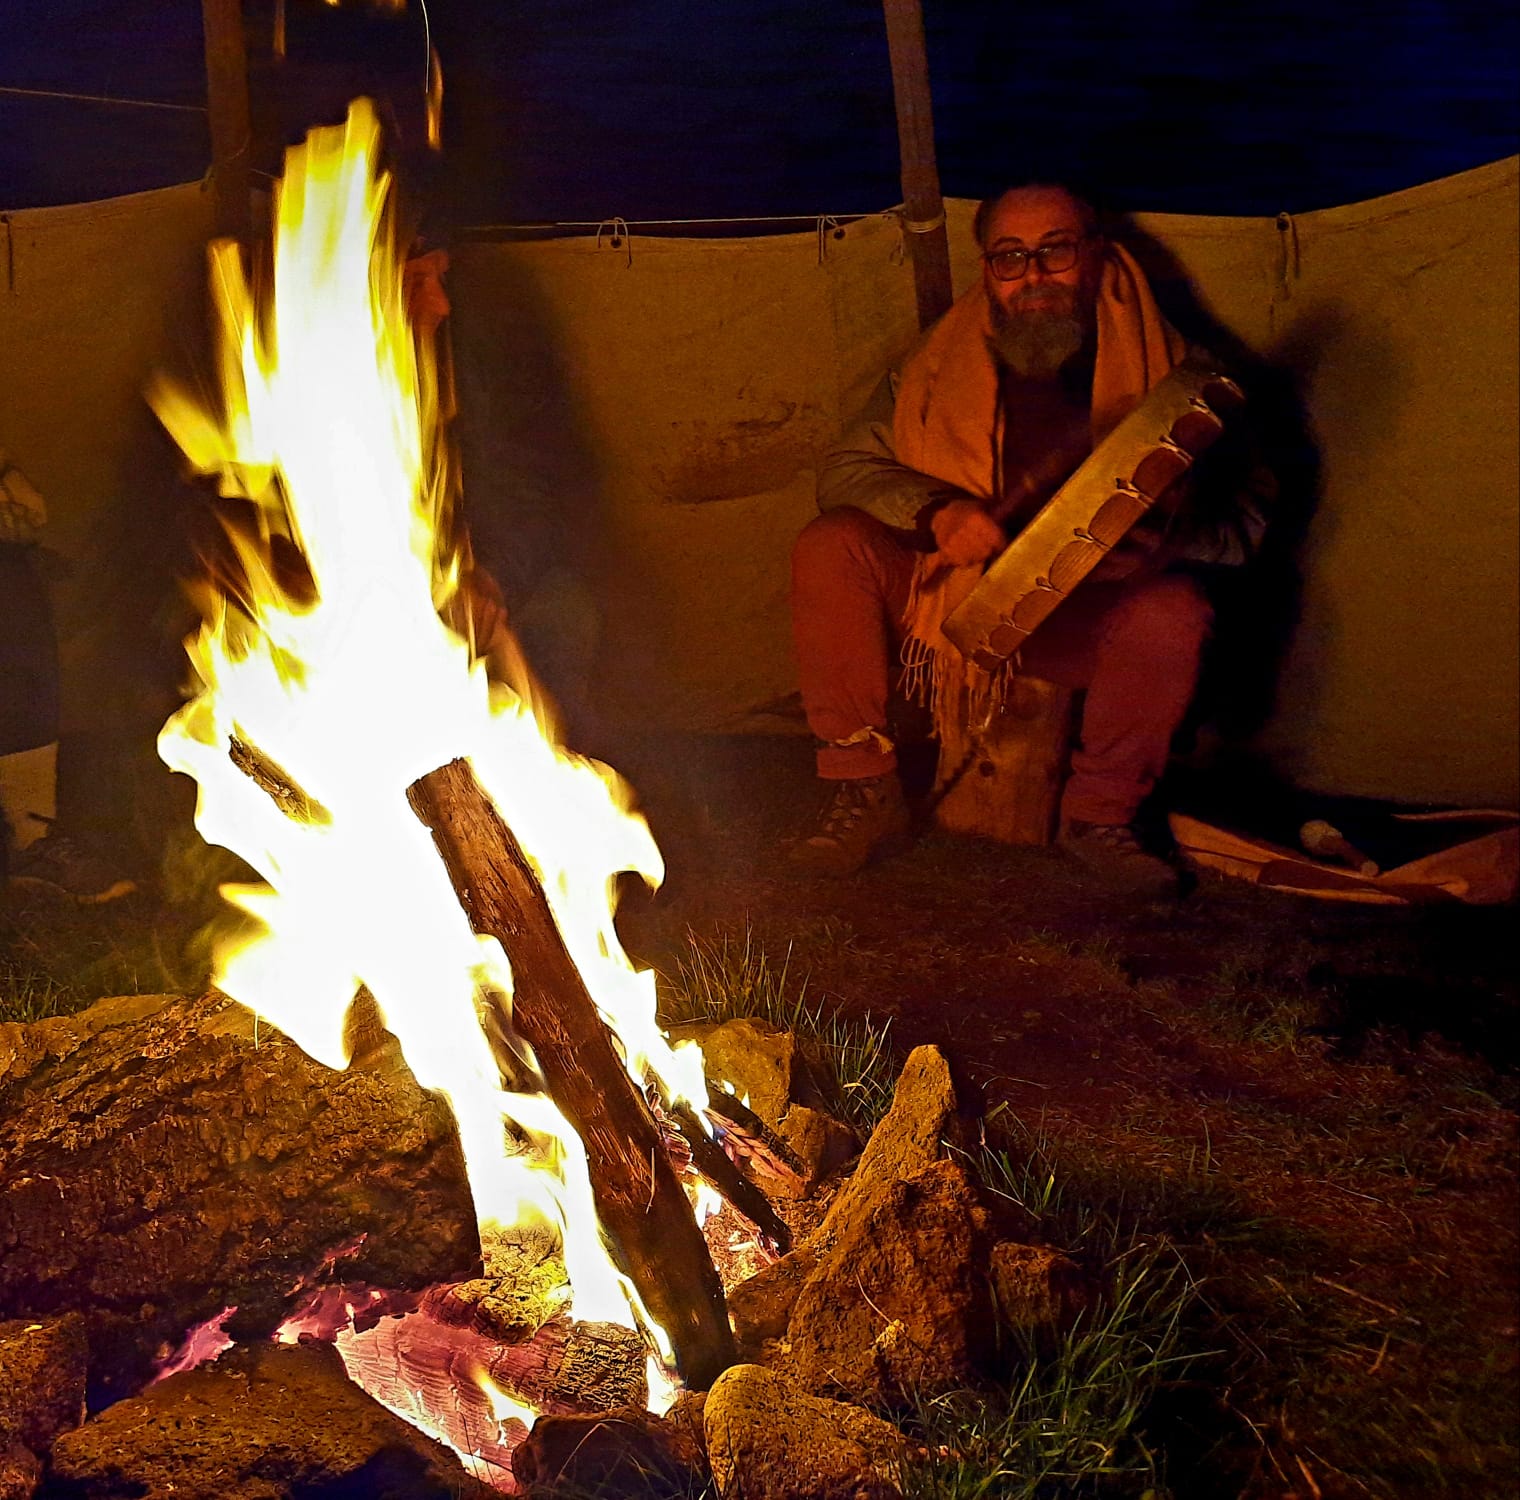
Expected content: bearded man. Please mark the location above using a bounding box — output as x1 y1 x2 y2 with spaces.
788 183 1270 893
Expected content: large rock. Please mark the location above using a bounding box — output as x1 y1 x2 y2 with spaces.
0 995 173 1092
726 1247 818 1350
666 1388 708 1463
0 1441 40 1500
0 992 479 1400
703 1364 906 1500
670 1019 811 1130
787 1159 996 1400
775 1104 861 1194
989 1241 1093 1346
770 1047 991 1399
726 1046 1083 1398
814 1045 958 1245
0 1314 88 1499
45 1340 493 1499
0 1314 87 1455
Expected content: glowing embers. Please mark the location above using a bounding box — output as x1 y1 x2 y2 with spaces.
291 1286 650 1490
148 1307 238 1386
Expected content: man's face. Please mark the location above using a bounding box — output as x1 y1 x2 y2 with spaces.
981 188 1103 377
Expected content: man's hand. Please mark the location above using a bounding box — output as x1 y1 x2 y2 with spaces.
930 499 1004 567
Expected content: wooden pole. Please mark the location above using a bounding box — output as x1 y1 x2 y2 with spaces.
882 0 954 329
406 757 736 1391
201 0 253 240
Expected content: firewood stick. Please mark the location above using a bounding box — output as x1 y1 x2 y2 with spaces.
406 757 736 1390
668 1103 792 1254
702 1089 807 1185
1299 819 1380 876
229 734 331 824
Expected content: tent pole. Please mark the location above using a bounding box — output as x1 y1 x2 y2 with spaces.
201 0 252 240
882 0 954 329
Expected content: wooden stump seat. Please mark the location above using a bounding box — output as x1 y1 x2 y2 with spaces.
932 675 1076 846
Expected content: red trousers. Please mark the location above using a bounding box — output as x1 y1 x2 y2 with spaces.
790 507 1213 826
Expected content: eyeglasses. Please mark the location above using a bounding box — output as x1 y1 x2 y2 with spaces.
982 237 1087 282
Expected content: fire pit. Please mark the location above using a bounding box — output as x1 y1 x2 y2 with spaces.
2 979 1105 1497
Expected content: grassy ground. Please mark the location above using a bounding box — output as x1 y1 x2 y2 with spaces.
624 737 1519 1499
3 734 1516 1498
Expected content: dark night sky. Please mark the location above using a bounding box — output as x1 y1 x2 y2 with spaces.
1 0 1516 220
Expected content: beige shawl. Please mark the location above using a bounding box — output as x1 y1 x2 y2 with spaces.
892 243 1187 734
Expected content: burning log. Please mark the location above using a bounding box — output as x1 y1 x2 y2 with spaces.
339 1307 650 1422
0 992 480 1402
701 1088 808 1190
421 1253 569 1347
407 756 737 1390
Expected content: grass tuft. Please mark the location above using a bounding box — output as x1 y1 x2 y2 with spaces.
902 1245 1199 1499
0 890 212 1026
0 958 83 1024
662 928 898 1132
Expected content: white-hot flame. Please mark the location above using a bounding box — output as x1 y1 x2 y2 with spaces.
481 1376 538 1436
645 1353 680 1417
154 100 704 1360
692 1180 725 1228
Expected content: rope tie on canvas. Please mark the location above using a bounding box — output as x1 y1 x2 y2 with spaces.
595 217 634 266
816 215 846 264
1275 211 1301 295
460 209 885 239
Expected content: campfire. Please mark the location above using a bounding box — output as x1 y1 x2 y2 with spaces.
0 101 1101 1500
148 96 738 1463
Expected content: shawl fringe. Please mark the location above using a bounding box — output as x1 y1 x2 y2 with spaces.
901 554 1016 749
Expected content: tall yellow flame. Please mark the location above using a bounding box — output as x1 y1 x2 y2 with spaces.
153 100 706 1349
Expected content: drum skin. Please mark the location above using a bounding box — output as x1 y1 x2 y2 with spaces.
943 359 1245 669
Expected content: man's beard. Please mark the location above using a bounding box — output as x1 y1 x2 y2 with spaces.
988 291 1092 379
